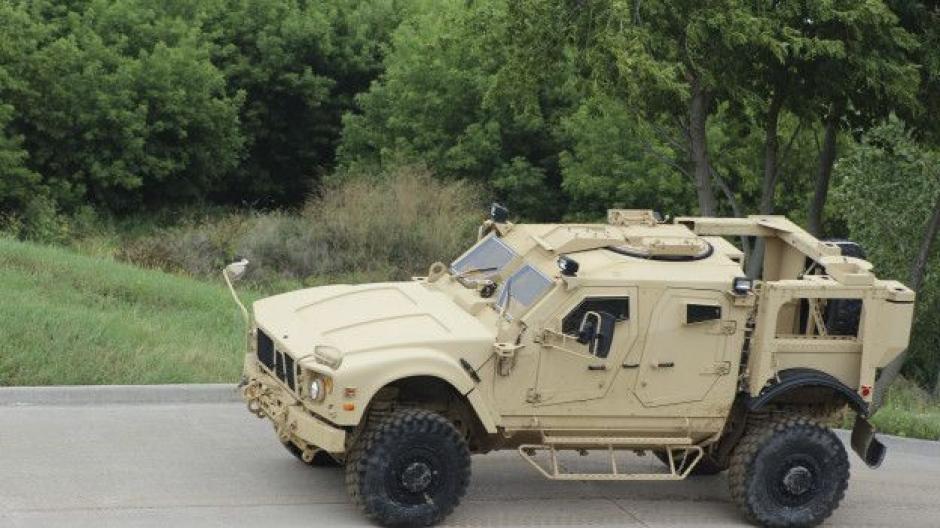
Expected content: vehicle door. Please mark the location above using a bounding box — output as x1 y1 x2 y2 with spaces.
532 287 638 406
634 288 735 407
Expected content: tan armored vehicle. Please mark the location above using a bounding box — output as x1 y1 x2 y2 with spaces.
228 206 914 527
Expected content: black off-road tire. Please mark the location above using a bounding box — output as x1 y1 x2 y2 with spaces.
282 440 342 467
653 450 727 476
728 414 849 527
345 409 471 527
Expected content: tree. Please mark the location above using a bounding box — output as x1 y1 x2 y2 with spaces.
202 0 404 206
494 0 737 216
339 1 575 219
0 0 245 211
805 1 919 236
888 0 940 146
723 1 918 275
0 104 40 211
833 117 940 390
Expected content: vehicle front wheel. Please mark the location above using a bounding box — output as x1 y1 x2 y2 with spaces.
728 414 849 527
345 408 471 527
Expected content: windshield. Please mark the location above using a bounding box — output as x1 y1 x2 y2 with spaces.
495 264 554 319
450 235 517 276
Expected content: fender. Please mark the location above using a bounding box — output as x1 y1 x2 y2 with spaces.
747 368 869 417
333 348 499 433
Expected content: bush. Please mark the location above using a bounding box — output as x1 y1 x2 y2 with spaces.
298 166 483 279
115 167 486 288
17 196 69 244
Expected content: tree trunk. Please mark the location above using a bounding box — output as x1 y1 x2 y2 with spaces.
875 191 940 406
910 192 940 292
710 164 752 259
808 102 843 237
688 72 717 216
746 90 784 278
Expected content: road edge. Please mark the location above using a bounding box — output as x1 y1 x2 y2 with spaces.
0 383 240 406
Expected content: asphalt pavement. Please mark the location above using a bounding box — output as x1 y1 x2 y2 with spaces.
2 386 940 527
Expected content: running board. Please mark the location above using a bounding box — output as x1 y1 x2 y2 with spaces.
518 438 703 481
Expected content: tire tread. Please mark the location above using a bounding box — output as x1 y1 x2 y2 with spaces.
728 412 849 527
345 408 471 526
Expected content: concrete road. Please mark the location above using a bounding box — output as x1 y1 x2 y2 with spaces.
2 398 939 527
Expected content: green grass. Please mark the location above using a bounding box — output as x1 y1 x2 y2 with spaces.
0 237 255 385
866 378 940 441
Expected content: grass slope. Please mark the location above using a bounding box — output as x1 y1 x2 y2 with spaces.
0 237 252 385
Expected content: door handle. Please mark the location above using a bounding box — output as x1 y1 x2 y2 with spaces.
587 365 607 371
622 363 640 369
657 361 675 368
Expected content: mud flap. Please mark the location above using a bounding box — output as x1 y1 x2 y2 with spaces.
851 415 886 469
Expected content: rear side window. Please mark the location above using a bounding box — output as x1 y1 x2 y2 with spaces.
562 297 630 335
686 303 722 324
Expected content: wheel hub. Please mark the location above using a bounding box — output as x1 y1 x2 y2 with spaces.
400 461 433 493
782 465 813 496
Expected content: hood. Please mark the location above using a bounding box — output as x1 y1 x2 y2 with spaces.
252 281 496 367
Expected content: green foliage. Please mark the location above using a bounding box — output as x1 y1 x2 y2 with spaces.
841 377 940 440
2 0 940 396
0 0 245 211
338 0 581 220
201 0 404 204
558 96 693 218
832 117 940 386
0 0 404 213
889 0 940 144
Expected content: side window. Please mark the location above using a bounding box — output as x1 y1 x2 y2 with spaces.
685 303 721 325
561 297 629 358
562 297 630 335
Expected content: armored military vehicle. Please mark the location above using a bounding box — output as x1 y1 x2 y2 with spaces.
228 207 914 527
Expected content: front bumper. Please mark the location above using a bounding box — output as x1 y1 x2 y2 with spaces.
240 371 346 454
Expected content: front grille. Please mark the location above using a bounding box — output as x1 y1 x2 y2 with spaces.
256 330 297 391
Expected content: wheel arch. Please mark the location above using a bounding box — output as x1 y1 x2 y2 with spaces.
747 368 869 417
363 373 498 450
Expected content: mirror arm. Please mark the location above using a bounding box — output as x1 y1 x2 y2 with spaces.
577 311 602 345
223 268 250 327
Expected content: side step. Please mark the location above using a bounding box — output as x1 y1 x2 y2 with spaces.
518 435 703 481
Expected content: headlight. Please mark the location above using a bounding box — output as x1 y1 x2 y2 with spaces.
308 376 326 402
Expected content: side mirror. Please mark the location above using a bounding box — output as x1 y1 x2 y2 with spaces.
222 258 250 327
224 258 249 282
576 311 616 358
576 314 597 344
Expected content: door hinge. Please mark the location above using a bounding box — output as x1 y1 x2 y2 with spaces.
494 342 524 376
702 361 732 375
525 388 542 403
708 320 737 335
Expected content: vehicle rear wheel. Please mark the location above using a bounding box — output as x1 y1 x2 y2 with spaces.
653 450 727 476
345 408 471 527
281 440 342 467
728 414 849 527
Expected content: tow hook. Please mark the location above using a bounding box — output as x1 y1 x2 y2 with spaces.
301 447 318 463
247 398 264 418
243 380 266 418
851 415 886 468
